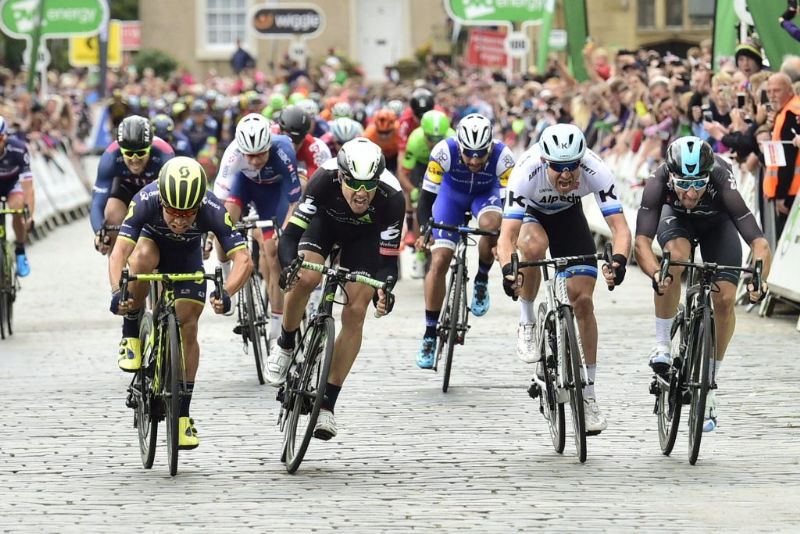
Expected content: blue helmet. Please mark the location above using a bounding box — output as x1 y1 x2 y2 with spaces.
666 136 714 178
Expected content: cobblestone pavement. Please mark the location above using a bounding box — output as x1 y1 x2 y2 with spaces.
1 223 797 533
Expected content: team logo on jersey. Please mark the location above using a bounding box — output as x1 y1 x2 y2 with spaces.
380 222 401 241
298 197 317 215
124 200 136 221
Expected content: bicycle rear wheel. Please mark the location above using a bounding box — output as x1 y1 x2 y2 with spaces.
135 311 158 469
283 315 335 473
442 262 465 393
657 308 684 456
562 307 586 463
688 309 714 465
164 314 182 476
0 246 7 340
245 276 269 385
538 303 565 454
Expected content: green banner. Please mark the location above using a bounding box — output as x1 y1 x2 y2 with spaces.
712 0 738 71
0 0 108 40
536 0 555 74
445 0 547 24
746 0 800 70
563 0 588 82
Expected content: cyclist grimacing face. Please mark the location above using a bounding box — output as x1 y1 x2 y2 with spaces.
544 158 583 194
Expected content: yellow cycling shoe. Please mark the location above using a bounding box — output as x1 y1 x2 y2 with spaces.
178 417 200 450
117 337 142 372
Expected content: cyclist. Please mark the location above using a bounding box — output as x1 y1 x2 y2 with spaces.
321 117 364 157
109 157 252 448
151 114 193 158
271 138 404 439
635 136 771 432
183 99 219 156
0 116 34 276
277 105 332 184
415 113 515 369
398 88 435 152
298 98 329 138
92 115 174 254
220 114 302 340
497 123 631 434
364 108 400 175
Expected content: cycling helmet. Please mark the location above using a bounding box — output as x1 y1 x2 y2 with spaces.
353 107 367 126
330 117 364 144
153 98 168 114
410 88 434 118
297 98 320 118
117 115 153 150
456 114 492 154
278 105 311 144
151 114 174 142
538 123 586 162
158 156 207 211
269 93 287 111
337 138 385 181
235 113 272 154
373 109 397 134
332 101 353 120
288 92 306 105
386 99 405 117
666 136 714 178
421 110 451 141
190 99 207 113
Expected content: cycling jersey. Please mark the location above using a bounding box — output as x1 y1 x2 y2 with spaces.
424 138 514 196
213 134 297 200
184 116 219 155
503 145 623 220
294 134 332 179
363 124 399 159
91 137 174 232
636 155 763 244
400 126 456 170
279 158 405 280
172 131 194 157
0 137 32 197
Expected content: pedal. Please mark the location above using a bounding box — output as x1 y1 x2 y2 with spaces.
527 381 541 399
233 324 243 336
275 387 285 403
649 377 659 396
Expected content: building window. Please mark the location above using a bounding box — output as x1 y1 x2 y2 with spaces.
665 0 683 27
637 0 655 28
688 0 714 26
206 0 247 45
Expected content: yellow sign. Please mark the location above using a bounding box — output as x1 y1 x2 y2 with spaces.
68 19 122 67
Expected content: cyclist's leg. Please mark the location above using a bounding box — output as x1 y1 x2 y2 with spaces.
514 217 548 363
117 235 159 370
472 190 503 310
7 185 26 245
251 186 288 336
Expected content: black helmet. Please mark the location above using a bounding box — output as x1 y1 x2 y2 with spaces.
665 136 714 178
117 115 152 151
410 88 434 118
151 114 174 143
278 105 311 144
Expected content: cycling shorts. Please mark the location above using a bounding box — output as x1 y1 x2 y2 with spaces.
431 181 502 249
297 213 380 278
523 202 598 277
109 177 147 206
227 177 289 238
139 230 207 305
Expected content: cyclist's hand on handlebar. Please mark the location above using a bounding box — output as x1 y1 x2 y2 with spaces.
501 263 523 299
652 271 674 295
414 234 428 252
110 290 134 315
279 265 299 292
601 254 628 289
374 288 395 317
94 230 111 255
209 289 231 314
746 278 768 303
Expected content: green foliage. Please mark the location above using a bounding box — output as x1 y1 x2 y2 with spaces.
133 48 178 79
110 0 139 20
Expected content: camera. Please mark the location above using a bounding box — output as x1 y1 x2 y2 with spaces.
737 93 746 108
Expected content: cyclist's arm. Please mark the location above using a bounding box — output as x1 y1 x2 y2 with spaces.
376 189 406 282
279 147 303 228
497 217 522 267
417 141 449 228
108 238 135 291
212 204 252 294
604 213 631 258
91 150 116 232
225 248 252 295
497 157 528 266
634 170 666 279
278 178 325 268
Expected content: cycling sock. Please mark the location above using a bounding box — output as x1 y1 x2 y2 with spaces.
424 309 439 338
278 326 298 350
122 312 140 338
584 364 597 398
475 261 492 283
321 383 341 412
655 316 674 346
179 381 194 417
269 311 283 340
14 242 25 255
519 298 536 325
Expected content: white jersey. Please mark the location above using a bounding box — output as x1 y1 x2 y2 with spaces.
503 145 623 220
212 142 263 200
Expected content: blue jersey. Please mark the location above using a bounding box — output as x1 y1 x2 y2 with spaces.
172 131 194 158
0 138 32 193
119 181 245 256
91 137 174 232
423 138 515 196
243 135 299 186
184 116 219 155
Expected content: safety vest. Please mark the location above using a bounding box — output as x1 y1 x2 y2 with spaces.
764 95 800 198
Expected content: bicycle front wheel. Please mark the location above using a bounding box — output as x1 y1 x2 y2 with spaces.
136 311 158 469
442 262 465 393
562 307 586 463
245 276 269 385
688 308 715 465
657 308 684 456
0 245 7 340
283 315 335 474
164 313 183 476
538 303 565 454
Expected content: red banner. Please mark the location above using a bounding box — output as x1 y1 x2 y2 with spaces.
465 28 507 68
120 21 142 51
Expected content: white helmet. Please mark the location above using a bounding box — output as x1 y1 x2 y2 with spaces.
337 138 385 181
386 99 405 117
297 98 319 118
331 101 353 120
330 117 364 144
456 113 492 154
538 124 586 162
235 113 272 154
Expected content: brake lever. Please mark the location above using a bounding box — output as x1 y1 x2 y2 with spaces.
603 242 615 292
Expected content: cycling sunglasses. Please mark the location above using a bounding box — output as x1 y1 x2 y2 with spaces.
461 148 490 159
548 159 581 173
671 175 709 190
121 147 151 159
162 203 199 218
342 175 379 192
